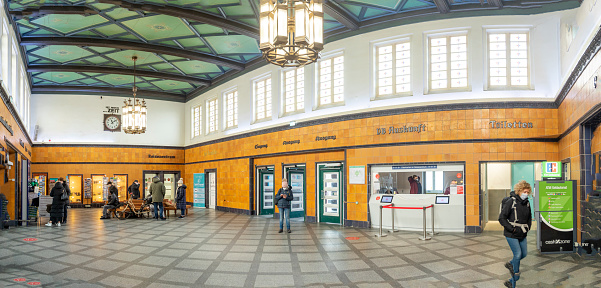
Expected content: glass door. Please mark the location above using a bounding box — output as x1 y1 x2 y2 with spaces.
319 167 342 224
207 172 216 209
164 174 176 201
287 169 305 219
144 172 160 198
258 168 274 215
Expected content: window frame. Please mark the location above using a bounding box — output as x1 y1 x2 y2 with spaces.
425 30 471 94
222 86 238 131
485 28 533 91
251 72 273 124
280 66 305 117
314 50 345 110
190 104 202 139
371 36 413 100
205 96 219 135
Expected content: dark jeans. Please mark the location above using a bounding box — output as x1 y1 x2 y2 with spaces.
180 208 185 216
153 202 164 219
279 207 290 230
506 236 528 286
102 205 116 218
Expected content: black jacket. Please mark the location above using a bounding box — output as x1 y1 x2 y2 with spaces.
499 191 532 239
49 182 65 218
107 190 119 207
128 183 140 199
275 186 293 209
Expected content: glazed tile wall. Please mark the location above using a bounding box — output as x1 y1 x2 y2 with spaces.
32 146 184 164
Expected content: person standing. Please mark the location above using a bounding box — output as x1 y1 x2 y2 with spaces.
408 176 418 194
275 178 293 233
60 178 70 224
46 181 65 226
149 176 166 220
100 182 120 219
128 180 141 199
499 180 532 288
176 179 187 218
415 175 422 194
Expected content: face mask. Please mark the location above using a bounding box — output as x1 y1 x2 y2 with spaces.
520 194 528 200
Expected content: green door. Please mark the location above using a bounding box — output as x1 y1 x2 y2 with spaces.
511 162 535 215
258 168 275 215
287 169 305 219
319 167 342 224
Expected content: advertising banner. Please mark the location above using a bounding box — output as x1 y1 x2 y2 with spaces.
537 181 575 253
541 161 562 179
193 173 205 208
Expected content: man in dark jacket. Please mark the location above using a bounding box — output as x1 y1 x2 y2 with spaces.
100 182 119 219
149 176 166 220
275 178 293 233
176 179 187 218
60 178 71 224
414 175 422 194
498 180 532 288
128 180 140 199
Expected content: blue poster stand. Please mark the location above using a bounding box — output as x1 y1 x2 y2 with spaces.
193 173 205 208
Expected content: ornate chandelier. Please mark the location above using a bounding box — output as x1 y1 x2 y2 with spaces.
122 56 147 134
259 0 324 67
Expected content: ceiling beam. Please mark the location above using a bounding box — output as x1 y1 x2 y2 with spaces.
19 37 245 70
324 2 360 31
433 0 451 13
9 6 97 20
27 65 210 86
97 0 260 39
31 86 186 102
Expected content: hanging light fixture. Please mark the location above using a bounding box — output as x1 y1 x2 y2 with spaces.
122 56 147 134
260 0 324 67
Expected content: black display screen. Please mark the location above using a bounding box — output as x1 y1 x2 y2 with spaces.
380 195 393 203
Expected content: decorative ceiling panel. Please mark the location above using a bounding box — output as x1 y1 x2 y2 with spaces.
5 0 581 101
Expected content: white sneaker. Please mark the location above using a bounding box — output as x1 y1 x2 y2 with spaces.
57 222 61 227
45 223 52 226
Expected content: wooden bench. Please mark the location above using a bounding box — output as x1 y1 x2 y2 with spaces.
163 199 191 218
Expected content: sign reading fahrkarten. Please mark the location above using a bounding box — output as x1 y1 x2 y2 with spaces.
376 124 426 135
489 120 533 129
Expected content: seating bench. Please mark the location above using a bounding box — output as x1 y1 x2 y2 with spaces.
163 200 192 218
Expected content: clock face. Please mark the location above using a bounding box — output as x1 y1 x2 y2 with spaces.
105 115 120 130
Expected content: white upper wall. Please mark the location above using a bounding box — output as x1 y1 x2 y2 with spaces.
31 94 185 146
185 12 566 146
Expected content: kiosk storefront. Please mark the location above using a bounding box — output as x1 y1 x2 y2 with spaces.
368 163 465 232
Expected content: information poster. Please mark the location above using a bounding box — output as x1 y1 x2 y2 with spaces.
193 173 205 208
349 166 365 184
542 161 562 179
537 181 575 253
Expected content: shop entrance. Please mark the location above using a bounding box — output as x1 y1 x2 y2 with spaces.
205 170 216 209
318 164 343 224
256 166 275 216
482 162 540 231
284 164 305 219
143 171 181 201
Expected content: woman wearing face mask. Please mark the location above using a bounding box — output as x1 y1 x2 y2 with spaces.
498 180 532 288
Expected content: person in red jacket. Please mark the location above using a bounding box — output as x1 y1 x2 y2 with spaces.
408 176 418 194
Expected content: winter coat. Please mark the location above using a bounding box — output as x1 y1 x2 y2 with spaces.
416 180 422 194
128 182 140 199
408 177 418 194
49 182 65 218
108 185 118 199
62 182 71 203
149 177 166 203
176 185 187 210
499 191 532 239
275 185 293 209
107 190 119 207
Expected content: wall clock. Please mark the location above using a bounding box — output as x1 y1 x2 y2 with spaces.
104 114 121 132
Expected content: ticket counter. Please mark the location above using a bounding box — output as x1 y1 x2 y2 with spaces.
369 193 464 232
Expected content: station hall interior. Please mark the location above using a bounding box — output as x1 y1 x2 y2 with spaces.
1 0 601 287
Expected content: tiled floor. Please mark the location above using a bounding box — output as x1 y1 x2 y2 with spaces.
1 208 600 287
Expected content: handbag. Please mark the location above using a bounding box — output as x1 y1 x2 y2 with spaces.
61 188 69 201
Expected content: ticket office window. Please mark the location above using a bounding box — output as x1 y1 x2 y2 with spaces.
113 174 128 200
371 164 465 195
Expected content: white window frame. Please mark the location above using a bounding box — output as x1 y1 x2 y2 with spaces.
205 96 219 135
314 50 345 109
222 86 238 130
251 72 273 124
190 104 202 139
485 28 532 90
425 29 471 94
371 36 412 100
280 66 305 117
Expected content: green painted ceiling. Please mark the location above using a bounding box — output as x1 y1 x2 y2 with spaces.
5 0 580 101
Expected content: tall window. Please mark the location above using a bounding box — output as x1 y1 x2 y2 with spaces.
488 32 529 87
429 34 468 90
376 41 410 97
206 97 218 134
254 76 272 121
223 89 238 129
318 55 344 105
283 67 304 114
191 105 201 138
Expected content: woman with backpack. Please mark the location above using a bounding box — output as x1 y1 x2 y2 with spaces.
499 180 532 288
46 181 66 227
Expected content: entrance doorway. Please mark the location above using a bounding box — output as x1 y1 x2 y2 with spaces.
256 166 275 216
482 162 540 231
205 170 216 209
142 171 181 201
318 163 343 224
284 164 305 219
